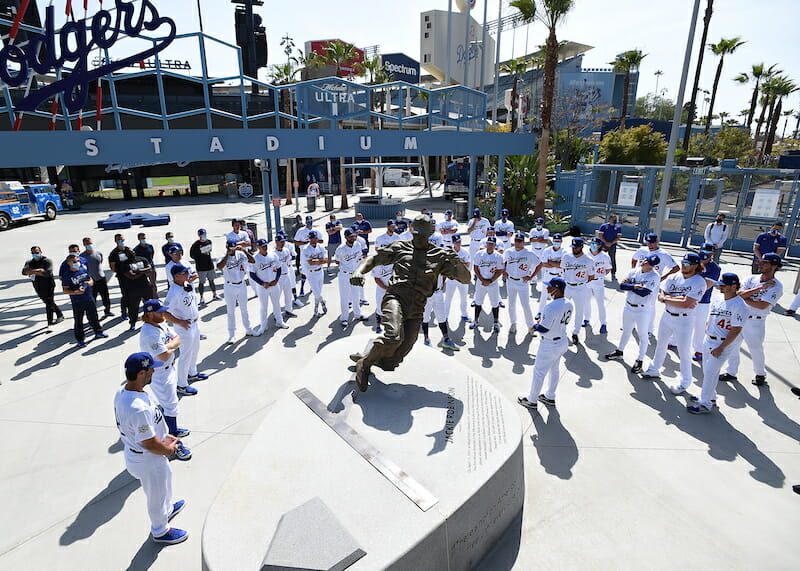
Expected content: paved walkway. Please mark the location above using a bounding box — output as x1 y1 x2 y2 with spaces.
0 192 798 570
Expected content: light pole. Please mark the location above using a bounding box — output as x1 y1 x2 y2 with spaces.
654 0 702 237
446 0 453 84
463 0 472 88
654 69 663 116
491 1 503 126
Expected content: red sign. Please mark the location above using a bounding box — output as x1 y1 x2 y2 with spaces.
272 198 281 207
307 39 365 77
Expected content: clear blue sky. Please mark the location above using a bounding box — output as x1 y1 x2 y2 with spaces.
33 0 800 124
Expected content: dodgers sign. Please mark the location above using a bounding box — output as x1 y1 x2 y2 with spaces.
380 53 420 85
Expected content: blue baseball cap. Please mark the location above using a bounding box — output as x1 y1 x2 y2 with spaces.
452 234 462 243
256 238 269 248
700 242 715 252
167 244 182 254
572 237 585 248
514 232 526 241
472 208 481 217
445 209 453 216
124 352 163 376
762 253 783 266
197 228 207 235
386 220 396 227
552 233 563 241
715 272 740 286
501 208 509 216
535 217 544 224
591 237 603 247
682 253 701 265
170 263 191 276
225 240 237 248
698 250 712 261
644 253 661 266
645 232 659 244
142 299 168 313
275 232 287 242
485 236 497 244
344 228 354 237
545 277 566 290
308 230 320 240
305 215 313 223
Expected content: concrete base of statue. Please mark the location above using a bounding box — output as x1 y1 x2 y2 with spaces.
202 335 524 570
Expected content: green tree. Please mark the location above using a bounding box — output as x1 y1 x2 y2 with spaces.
704 37 746 134
713 127 755 161
535 0 575 218
764 77 797 156
734 63 778 128
599 125 667 165
681 0 715 156
552 130 593 170
611 49 647 130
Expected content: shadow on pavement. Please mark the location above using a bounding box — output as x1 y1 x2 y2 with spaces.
499 333 534 374
529 408 578 480
565 342 603 389
125 539 165 571
468 329 502 369
59 470 139 545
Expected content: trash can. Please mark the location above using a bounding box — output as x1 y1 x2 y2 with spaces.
324 194 334 212
454 199 468 222
307 195 317 212
246 222 258 242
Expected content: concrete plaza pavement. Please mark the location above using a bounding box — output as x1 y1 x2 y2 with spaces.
0 189 799 570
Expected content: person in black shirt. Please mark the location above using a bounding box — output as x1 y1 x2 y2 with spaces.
134 232 155 265
108 234 137 320
190 228 219 305
122 255 156 330
161 231 182 264
22 246 64 326
61 254 107 347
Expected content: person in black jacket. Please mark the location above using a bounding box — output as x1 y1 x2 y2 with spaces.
190 228 219 305
108 234 136 320
122 254 157 331
22 246 64 327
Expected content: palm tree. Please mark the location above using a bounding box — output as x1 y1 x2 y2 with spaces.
270 62 301 205
681 0 715 156
781 109 794 140
738 108 750 124
704 37 745 135
534 0 574 218
793 110 800 140
718 111 729 126
734 63 778 129
610 49 647 130
764 77 797 155
312 40 363 209
501 57 529 131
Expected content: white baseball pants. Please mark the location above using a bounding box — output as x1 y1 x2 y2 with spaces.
174 320 199 388
565 283 590 335
698 338 735 408
375 285 387 312
507 278 534 328
256 284 285 330
279 274 294 312
469 240 481 261
125 455 173 537
644 313 694 390
445 280 469 318
338 272 362 321
617 303 650 361
692 303 711 355
424 290 447 323
527 338 569 401
305 269 325 307
224 283 251 335
473 280 500 308
725 317 767 377
149 363 179 417
789 292 800 312
585 280 607 326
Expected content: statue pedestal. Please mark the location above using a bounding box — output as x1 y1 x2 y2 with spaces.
202 335 524 570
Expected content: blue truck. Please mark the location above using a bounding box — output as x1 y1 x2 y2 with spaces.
0 181 64 231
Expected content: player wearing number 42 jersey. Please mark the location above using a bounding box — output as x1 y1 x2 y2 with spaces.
560 237 595 344
503 233 538 334
518 278 573 410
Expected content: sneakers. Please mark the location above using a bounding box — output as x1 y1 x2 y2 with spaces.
172 427 191 438
276 323 290 330
198 299 206 308
493 322 501 332
245 329 258 337
103 310 114 318
537 394 556 407
340 320 349 329
284 310 297 318
189 373 208 381
199 333 207 340
667 344 677 351
517 397 537 410
718 373 737 382
375 325 382 333
499 301 505 308
509 324 517 334
461 315 471 321
687 403 712 415
688 395 717 407
168 499 185 522
177 385 198 396
356 316 369 323
94 331 108 339
423 338 432 347
225 335 236 344
692 352 702 362
438 338 460 351
752 375 767 386
469 322 477 330
786 309 796 316
791 387 800 397
605 349 623 360
54 315 65 324
152 527 188 545
298 289 305 297
571 334 579 344
174 442 192 461
212 294 221 301
76 341 87 348
292 298 304 308
582 320 590 328
641 370 660 379
599 324 608 334
128 323 136 331
668 384 687 395
631 360 643 374
320 301 328 314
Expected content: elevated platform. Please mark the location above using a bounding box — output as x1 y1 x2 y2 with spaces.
202 335 524 570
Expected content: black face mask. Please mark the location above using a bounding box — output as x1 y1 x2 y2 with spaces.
183 283 193 292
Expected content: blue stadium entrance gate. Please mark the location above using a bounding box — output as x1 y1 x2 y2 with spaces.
560 163 800 256
0 8 534 239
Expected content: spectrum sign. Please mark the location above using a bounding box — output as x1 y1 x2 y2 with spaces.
381 53 420 84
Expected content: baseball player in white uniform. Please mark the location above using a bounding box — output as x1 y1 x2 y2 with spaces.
114 352 188 545
604 253 661 373
528 217 549 291
503 232 537 334
139 300 192 460
376 220 402 250
164 265 206 396
692 245 722 361
216 241 256 343
444 234 472 322
293 216 315 296
493 209 515 252
421 232 459 350
436 209 459 247
720 253 784 386
335 229 368 328
631 233 679 335
560 237 595 344
585 238 612 333
470 237 504 331
274 232 302 316
642 253 708 394
535 233 564 316
300 231 329 317
687 273 746 414
467 208 491 260
250 239 288 334
517 278 573 410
